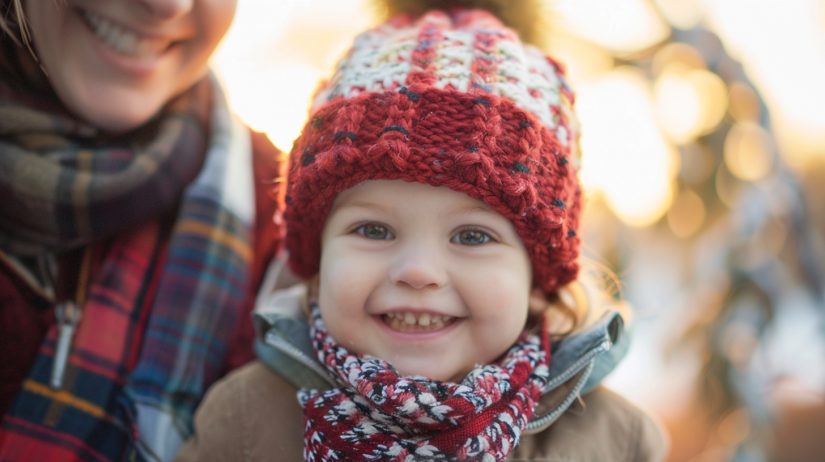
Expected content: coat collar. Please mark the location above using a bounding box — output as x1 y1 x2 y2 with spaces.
252 260 629 432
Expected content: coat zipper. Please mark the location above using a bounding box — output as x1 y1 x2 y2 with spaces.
525 339 611 432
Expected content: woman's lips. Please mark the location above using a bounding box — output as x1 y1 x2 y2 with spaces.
78 8 181 77
82 9 173 60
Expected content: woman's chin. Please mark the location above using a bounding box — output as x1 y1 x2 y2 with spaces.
64 91 164 133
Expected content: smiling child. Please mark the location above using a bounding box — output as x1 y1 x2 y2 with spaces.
174 1 667 461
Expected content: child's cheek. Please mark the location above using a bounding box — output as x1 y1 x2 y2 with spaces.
318 240 378 315
470 267 530 319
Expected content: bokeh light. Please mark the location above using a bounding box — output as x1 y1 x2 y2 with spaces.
213 0 372 151
207 2 825 460
652 0 704 30
554 0 671 53
654 64 728 145
667 188 706 238
702 0 825 167
723 122 774 182
577 67 677 227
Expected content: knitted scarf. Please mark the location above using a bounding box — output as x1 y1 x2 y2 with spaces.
0 43 211 255
299 304 551 462
0 44 255 462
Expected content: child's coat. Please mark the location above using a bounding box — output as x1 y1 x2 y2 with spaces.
172 282 667 461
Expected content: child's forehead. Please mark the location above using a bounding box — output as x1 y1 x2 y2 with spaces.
329 180 500 217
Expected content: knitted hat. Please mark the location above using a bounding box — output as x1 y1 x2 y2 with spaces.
282 7 582 294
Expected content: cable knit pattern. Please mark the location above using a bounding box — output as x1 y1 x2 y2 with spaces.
283 9 582 293
298 304 551 462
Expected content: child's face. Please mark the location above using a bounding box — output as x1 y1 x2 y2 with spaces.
318 180 533 382
25 0 236 132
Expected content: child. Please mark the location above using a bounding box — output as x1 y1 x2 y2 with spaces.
174 1 667 460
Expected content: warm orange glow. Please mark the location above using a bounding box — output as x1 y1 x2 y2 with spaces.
690 70 728 134
654 64 703 145
654 64 728 144
651 42 707 75
703 0 825 166
214 64 324 151
578 67 677 227
773 114 825 171
717 408 752 446
212 0 372 151
727 81 761 123
724 122 774 182
667 188 706 238
545 33 615 85
715 163 741 208
652 0 704 30
555 0 671 53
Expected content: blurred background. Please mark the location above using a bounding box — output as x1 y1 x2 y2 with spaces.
210 1 825 460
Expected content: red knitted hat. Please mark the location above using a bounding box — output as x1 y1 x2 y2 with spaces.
282 9 582 294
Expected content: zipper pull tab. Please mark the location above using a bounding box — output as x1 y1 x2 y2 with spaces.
51 301 82 390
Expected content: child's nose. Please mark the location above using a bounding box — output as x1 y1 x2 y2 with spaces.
137 0 194 20
388 244 448 290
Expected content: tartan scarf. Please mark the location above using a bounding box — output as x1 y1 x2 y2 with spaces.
0 52 255 462
299 304 551 462
0 45 211 255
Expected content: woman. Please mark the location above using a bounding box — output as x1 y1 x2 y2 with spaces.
0 0 282 460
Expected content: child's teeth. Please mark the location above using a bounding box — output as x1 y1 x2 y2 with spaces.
404 313 416 325
419 313 431 326
385 312 455 330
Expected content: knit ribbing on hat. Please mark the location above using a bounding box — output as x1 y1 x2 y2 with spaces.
284 86 581 293
283 9 582 294
311 10 576 147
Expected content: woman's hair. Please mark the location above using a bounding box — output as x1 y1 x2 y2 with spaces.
1 0 30 45
1 0 38 62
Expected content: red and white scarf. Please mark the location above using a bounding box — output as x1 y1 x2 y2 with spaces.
299 304 551 462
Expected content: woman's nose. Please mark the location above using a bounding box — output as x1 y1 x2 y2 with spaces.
137 0 194 20
388 243 448 290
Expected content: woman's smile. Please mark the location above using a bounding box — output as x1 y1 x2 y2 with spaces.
25 0 237 131
82 9 175 62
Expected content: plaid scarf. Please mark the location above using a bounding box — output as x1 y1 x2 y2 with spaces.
299 304 551 462
0 50 255 462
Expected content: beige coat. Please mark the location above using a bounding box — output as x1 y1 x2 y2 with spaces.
174 361 667 462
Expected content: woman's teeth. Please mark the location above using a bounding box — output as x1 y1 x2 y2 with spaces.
84 11 169 59
382 312 456 332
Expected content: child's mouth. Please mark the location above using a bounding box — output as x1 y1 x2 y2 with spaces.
381 312 457 332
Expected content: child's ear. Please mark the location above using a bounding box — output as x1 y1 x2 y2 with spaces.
309 274 321 299
301 274 321 317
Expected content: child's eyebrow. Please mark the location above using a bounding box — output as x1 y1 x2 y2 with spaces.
334 201 500 220
447 204 501 219
333 200 394 215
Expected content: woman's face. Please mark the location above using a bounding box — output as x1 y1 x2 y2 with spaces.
25 0 237 132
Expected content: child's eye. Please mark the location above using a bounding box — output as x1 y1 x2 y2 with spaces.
452 229 492 246
356 223 394 240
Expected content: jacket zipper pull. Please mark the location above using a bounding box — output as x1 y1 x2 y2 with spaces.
51 301 82 389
